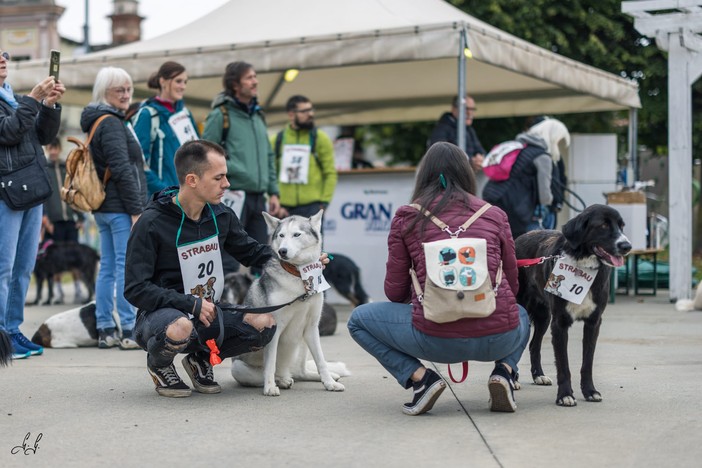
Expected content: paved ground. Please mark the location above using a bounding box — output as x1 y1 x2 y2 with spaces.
1 291 701 468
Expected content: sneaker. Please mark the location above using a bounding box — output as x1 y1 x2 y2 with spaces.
182 353 221 394
147 363 192 398
9 338 32 360
402 368 446 416
488 364 518 412
118 329 141 350
10 333 43 356
98 328 119 349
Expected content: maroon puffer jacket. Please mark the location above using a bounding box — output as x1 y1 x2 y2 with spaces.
384 195 519 338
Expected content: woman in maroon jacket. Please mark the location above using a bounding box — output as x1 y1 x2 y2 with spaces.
347 142 529 415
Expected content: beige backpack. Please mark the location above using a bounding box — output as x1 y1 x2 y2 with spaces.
60 115 112 212
409 203 502 323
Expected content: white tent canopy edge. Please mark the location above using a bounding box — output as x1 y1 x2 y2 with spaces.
8 0 640 126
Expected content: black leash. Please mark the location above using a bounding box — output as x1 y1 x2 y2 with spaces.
212 293 309 347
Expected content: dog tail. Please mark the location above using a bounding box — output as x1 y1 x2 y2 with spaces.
306 360 352 377
0 329 12 367
675 299 697 312
231 359 265 387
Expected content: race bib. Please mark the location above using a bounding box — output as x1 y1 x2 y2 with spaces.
297 260 331 295
279 144 311 184
221 190 246 219
178 235 225 310
544 255 597 304
168 110 199 145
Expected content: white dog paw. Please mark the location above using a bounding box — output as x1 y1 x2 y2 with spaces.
263 385 281 397
277 377 294 389
329 372 341 381
323 380 345 392
513 380 522 391
585 391 602 402
533 375 553 386
557 395 577 407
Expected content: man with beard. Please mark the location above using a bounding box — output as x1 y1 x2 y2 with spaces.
428 95 487 196
272 95 337 223
202 62 279 275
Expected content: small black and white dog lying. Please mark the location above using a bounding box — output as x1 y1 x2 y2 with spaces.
516 204 631 407
30 240 99 306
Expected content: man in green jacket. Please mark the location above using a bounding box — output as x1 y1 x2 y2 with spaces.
272 95 337 222
202 62 280 273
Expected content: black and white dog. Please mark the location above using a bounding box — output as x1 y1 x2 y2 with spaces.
516 204 631 406
323 253 371 307
30 240 99 306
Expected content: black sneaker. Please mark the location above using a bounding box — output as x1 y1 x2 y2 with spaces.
98 328 119 349
182 353 221 394
147 363 192 398
402 368 446 416
488 364 517 412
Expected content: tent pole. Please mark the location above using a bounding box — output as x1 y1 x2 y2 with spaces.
628 107 638 182
457 28 467 152
265 72 286 109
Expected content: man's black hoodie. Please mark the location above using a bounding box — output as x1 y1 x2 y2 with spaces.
124 187 273 317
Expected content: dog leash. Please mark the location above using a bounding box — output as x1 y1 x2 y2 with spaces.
203 293 311 365
448 362 470 383
516 255 562 268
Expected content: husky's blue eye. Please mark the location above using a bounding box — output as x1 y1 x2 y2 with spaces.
279 233 284 238
294 233 301 237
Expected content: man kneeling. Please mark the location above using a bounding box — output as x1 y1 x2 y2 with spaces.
125 140 276 397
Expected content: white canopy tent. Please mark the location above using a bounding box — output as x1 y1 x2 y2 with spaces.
10 0 640 125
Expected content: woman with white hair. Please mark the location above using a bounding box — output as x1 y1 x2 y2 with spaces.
482 117 570 238
80 67 147 350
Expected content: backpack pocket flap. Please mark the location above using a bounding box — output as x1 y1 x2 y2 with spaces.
423 238 489 291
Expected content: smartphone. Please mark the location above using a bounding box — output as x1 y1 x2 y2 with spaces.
49 49 60 81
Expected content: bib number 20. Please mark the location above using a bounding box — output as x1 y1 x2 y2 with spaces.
198 261 214 279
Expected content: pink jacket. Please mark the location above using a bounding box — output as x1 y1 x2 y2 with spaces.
384 196 520 338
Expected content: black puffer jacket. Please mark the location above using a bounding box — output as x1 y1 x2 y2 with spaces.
124 187 274 316
80 104 146 215
428 112 485 157
0 95 61 174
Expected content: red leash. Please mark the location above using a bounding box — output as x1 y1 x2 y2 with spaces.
516 255 561 268
448 362 469 383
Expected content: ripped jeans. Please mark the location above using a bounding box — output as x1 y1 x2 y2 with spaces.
134 307 276 368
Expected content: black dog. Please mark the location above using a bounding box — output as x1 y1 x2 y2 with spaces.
30 241 99 306
323 253 371 306
515 204 631 406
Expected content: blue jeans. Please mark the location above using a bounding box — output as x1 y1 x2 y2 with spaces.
347 302 529 389
0 202 42 333
94 212 135 331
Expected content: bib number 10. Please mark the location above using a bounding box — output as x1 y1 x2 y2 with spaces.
198 261 214 278
569 284 584 295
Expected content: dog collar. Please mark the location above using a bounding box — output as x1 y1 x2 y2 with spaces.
280 260 302 277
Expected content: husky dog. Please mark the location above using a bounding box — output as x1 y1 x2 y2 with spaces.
231 211 347 396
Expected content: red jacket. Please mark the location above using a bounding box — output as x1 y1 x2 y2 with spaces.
384 196 520 338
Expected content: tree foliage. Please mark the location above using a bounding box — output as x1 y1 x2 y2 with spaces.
362 0 701 168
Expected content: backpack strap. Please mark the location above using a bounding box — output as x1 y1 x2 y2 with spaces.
132 105 164 176
219 104 230 154
409 203 492 237
86 114 113 184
